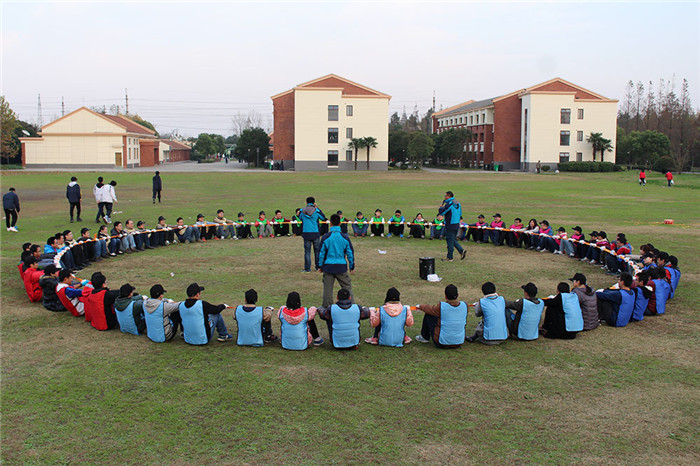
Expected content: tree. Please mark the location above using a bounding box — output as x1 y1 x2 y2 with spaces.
362 136 378 170
388 130 410 163
434 128 471 167
234 128 270 167
231 110 269 136
587 132 613 162
193 133 215 158
1 96 20 164
128 114 159 137
348 137 364 171
406 132 434 168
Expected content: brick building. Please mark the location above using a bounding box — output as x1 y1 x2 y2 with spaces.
432 78 618 171
271 74 391 171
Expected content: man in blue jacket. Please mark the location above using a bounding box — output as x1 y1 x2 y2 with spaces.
300 196 326 272
438 191 466 262
3 187 20 232
319 214 355 307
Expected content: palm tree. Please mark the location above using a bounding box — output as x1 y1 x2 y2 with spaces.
586 132 613 162
348 137 364 171
362 136 378 170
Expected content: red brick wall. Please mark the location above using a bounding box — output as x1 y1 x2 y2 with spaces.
304 77 377 96
493 95 522 165
272 92 295 161
169 148 190 162
139 140 158 167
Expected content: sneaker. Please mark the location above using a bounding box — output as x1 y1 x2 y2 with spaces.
580 257 588 262
301 269 311 273
399 234 403 238
313 337 324 346
403 335 412 344
386 233 392 237
569 253 576 258
165 241 170 245
364 337 378 345
370 233 375 237
9 226 18 232
77 218 82 222
70 218 74 223
553 250 562 255
258 236 263 239
105 217 112 224
440 258 454 262
460 249 467 260
233 236 239 240
590 260 597 264
109 252 116 256
217 334 233 342
415 334 430 343
5 228 10 232
264 334 279 343
539 248 548 253
380 234 384 237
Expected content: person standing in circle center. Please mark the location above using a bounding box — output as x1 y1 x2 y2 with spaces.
438 190 466 262
300 196 326 272
319 214 354 307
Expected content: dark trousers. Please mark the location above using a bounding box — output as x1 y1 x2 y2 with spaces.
304 237 321 271
505 231 519 246
465 227 484 242
409 224 425 238
370 224 384 236
420 315 454 349
153 189 161 202
388 223 404 236
308 319 320 339
542 308 577 339
69 202 81 220
488 229 504 246
166 312 182 341
597 300 618 326
292 222 302 236
445 228 463 260
273 223 290 236
105 203 113 219
236 224 252 239
4 209 17 228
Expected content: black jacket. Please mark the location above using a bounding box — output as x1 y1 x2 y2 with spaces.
66 182 81 203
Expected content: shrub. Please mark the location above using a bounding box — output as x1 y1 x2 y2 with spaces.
558 161 622 172
652 156 676 173
541 165 550 172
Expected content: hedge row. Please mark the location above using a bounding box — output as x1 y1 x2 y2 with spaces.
557 161 622 172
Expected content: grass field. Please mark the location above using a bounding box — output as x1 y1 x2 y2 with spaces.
1 169 699 464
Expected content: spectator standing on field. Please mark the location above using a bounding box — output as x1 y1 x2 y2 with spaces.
152 171 162 203
66 176 82 222
665 171 673 187
93 177 109 223
639 169 646 186
3 187 20 232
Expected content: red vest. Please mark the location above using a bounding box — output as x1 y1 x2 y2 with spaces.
23 268 43 302
86 289 106 326
18 263 24 280
56 284 82 317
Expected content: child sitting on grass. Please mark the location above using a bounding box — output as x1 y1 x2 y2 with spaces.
234 288 278 346
278 291 320 350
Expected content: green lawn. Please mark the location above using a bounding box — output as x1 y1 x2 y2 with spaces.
1 169 699 464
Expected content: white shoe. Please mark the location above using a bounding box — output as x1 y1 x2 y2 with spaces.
165 241 170 245
380 234 384 237
9 227 18 232
6 227 10 232
553 250 562 255
370 234 375 237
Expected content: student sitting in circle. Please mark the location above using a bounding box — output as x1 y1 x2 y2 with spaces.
114 283 146 335
408 213 427 239
505 282 544 341
352 211 369 237
596 272 635 327
430 214 445 240
143 284 182 343
387 210 405 238
179 283 233 345
317 288 370 350
278 291 319 350
466 281 508 345
541 282 583 339
369 209 385 237
415 284 468 349
234 288 279 346
365 287 414 346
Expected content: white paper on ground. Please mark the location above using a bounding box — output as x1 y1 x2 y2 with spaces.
427 274 442 282
377 249 387 254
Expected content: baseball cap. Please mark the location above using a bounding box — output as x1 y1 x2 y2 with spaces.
120 283 136 297
80 227 90 234
521 282 538 297
589 230 598 236
573 226 582 232
478 214 485 219
557 227 566 232
150 284 166 298
493 213 501 217
568 273 587 284
186 283 205 297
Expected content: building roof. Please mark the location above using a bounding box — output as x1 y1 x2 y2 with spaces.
161 139 191 150
103 114 156 135
271 74 391 100
434 78 616 119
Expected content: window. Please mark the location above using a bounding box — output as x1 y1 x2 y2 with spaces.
346 150 353 161
328 105 338 121
459 117 463 124
128 147 132 159
561 108 571 124
475 115 479 124
560 130 570 146
577 108 584 119
482 113 486 123
346 105 353 116
346 128 353 139
577 130 583 142
576 152 583 162
328 128 338 144
470 115 473 125
559 152 570 163
327 150 338 167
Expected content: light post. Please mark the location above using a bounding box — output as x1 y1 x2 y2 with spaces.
256 147 260 168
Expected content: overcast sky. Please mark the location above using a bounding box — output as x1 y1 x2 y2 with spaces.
2 0 698 137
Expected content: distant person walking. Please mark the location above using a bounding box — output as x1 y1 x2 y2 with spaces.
638 169 646 186
300 196 326 272
438 191 466 262
94 177 108 223
665 171 674 187
3 187 20 232
535 160 542 174
152 171 162 204
66 176 82 222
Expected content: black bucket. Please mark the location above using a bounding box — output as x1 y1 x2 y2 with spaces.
419 257 435 280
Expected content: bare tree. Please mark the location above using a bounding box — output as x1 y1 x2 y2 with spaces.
634 81 645 130
231 109 269 136
645 81 656 130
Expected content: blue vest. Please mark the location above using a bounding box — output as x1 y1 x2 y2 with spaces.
378 306 407 347
179 300 209 345
115 300 141 335
235 305 263 347
479 297 508 341
632 287 648 321
330 304 360 348
518 300 544 340
438 301 468 345
666 267 680 298
561 292 584 332
653 279 670 314
615 289 635 327
144 302 167 343
280 308 309 351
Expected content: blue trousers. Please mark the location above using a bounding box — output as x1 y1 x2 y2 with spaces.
445 229 463 260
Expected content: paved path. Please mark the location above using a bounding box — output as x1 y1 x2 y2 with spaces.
19 161 288 173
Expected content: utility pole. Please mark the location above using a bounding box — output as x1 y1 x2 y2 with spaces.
125 88 129 115
432 90 435 113
61 96 65 116
37 93 43 127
